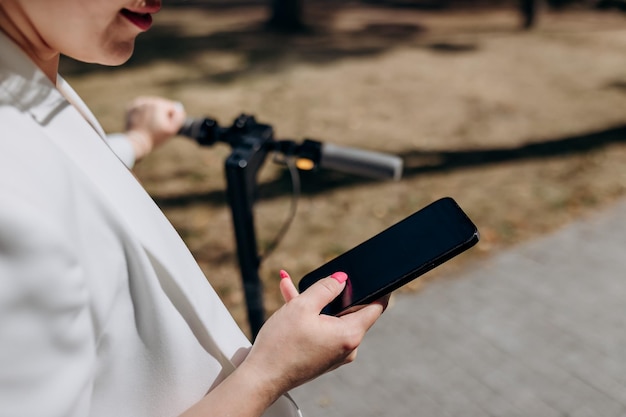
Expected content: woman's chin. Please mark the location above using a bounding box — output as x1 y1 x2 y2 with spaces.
72 43 135 67
100 48 135 66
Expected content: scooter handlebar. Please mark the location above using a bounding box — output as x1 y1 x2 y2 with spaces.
319 142 403 181
179 116 403 181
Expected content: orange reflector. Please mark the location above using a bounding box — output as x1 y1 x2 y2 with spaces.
296 158 315 171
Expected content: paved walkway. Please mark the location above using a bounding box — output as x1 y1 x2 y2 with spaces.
291 198 626 417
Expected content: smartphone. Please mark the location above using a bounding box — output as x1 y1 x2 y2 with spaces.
298 197 479 315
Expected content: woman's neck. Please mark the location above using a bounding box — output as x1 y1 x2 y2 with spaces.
0 3 59 84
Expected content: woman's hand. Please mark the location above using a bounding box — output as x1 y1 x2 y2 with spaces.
124 96 186 161
242 271 388 401
180 271 388 417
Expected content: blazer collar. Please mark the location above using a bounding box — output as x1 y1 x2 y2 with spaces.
0 32 107 138
0 32 66 124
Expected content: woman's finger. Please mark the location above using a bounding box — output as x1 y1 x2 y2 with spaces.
279 270 299 302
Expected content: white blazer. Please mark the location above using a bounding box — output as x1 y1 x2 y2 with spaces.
0 33 300 417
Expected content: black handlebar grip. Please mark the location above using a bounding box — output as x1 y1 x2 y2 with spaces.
319 143 403 181
178 117 220 146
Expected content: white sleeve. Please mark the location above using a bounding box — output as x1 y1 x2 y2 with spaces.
0 198 95 417
105 133 136 169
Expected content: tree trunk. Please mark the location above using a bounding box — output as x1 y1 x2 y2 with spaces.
520 0 537 29
268 0 304 32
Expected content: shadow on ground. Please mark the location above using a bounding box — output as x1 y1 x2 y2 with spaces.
59 2 510 84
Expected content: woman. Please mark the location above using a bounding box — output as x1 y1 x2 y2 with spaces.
0 1 387 417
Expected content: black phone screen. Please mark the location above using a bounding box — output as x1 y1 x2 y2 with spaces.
298 197 479 315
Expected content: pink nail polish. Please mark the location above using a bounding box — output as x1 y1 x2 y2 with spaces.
331 271 348 283
279 269 291 280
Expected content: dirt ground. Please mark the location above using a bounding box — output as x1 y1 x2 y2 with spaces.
63 3 626 336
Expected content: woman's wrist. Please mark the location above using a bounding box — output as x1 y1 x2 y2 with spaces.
125 129 153 161
233 359 285 408
179 361 282 417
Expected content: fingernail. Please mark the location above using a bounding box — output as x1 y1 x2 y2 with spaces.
331 271 348 283
279 269 291 280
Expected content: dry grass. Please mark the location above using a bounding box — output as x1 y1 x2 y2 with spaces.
64 3 626 336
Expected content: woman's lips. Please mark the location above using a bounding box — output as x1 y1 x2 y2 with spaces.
120 8 153 31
